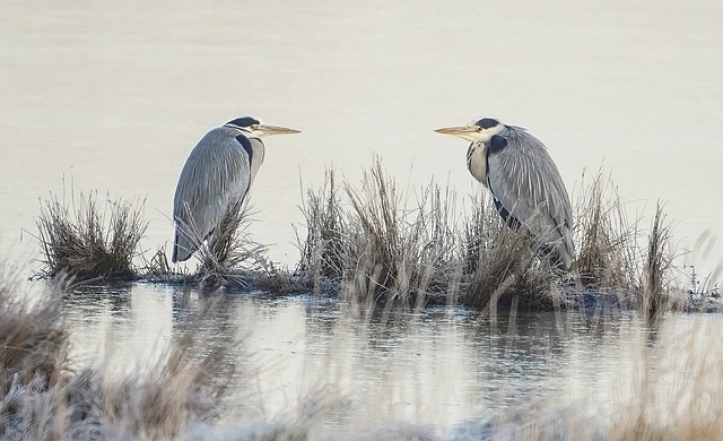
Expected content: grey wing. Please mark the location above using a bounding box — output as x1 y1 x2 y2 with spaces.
172 130 251 262
486 131 575 270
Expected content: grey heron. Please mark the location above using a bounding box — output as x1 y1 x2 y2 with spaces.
172 116 300 263
435 117 574 273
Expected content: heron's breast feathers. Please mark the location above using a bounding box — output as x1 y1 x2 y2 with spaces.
467 143 488 185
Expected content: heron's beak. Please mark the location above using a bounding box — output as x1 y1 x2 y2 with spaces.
434 126 479 142
435 126 475 137
255 125 301 137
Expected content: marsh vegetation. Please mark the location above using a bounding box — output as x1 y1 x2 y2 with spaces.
19 156 723 439
295 159 688 315
35 191 146 282
34 157 710 316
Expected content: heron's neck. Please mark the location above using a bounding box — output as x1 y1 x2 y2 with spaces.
466 142 488 187
249 138 266 182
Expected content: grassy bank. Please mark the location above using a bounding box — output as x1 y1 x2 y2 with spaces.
34 159 715 314
297 160 691 314
34 190 309 295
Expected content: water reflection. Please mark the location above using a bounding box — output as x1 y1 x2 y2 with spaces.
64 284 173 370
61 285 723 431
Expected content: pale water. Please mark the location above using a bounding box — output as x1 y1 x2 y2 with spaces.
1 0 723 432
61 283 723 431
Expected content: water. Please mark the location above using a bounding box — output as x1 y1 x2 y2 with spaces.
61 284 723 432
1 0 723 433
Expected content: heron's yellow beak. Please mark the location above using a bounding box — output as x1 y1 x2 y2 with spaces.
255 125 301 137
435 126 475 136
434 126 479 141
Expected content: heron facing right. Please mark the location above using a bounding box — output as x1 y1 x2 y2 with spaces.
172 116 300 263
435 117 575 273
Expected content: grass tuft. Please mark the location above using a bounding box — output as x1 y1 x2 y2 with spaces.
298 157 463 310
573 170 639 290
462 191 556 311
298 159 571 312
639 201 674 319
0 275 70 400
297 169 346 284
184 201 268 288
35 190 147 281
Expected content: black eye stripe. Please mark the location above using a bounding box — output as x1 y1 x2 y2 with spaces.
476 118 499 129
226 116 260 128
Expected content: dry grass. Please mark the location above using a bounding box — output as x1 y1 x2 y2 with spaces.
639 201 674 319
0 274 69 400
572 170 640 290
343 159 461 309
297 159 570 313
139 245 173 280
297 169 346 284
131 200 274 290
0 267 231 440
35 190 147 281
298 159 685 314
181 200 314 294
674 233 722 313
32 187 303 292
462 191 557 312
570 170 685 314
98 328 229 439
134 205 295 292
32 160 685 315
298 157 464 310
194 201 268 288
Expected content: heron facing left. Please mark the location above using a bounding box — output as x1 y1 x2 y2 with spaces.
172 117 300 263
435 117 575 273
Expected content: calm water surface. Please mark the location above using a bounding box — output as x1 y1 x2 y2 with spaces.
63 284 723 430
1 0 723 432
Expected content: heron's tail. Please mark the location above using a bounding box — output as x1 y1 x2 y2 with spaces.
171 224 198 263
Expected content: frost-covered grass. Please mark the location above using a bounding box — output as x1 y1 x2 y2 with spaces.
0 269 228 439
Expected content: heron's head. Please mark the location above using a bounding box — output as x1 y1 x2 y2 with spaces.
224 116 300 139
435 118 505 143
